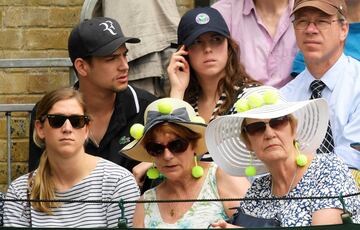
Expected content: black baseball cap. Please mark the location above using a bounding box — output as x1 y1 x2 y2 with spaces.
68 17 140 63
177 7 230 47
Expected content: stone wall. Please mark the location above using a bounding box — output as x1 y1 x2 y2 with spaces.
0 0 195 192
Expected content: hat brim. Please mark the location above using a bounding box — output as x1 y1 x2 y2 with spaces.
122 121 207 162
182 27 229 47
205 98 329 176
291 1 338 16
92 37 140 57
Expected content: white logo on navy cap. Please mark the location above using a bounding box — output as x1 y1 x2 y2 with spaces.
99 20 117 35
195 13 210 25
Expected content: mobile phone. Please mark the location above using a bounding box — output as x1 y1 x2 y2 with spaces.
177 45 188 72
350 142 360 151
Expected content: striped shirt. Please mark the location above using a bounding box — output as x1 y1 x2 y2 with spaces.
4 158 140 228
193 85 257 161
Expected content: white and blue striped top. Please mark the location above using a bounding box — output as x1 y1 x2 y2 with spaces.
4 158 140 228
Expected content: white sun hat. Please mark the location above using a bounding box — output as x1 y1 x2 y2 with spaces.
205 86 329 176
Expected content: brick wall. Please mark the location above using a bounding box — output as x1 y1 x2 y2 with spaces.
0 0 194 192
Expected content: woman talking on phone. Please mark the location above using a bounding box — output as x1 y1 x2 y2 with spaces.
168 7 258 124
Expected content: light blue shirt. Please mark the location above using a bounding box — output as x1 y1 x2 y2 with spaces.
281 54 360 170
291 22 360 77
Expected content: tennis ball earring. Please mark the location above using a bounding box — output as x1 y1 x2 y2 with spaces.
147 163 160 179
245 152 257 177
295 141 308 167
192 156 204 178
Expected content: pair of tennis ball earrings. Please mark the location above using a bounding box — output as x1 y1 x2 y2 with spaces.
129 90 308 179
235 90 308 177
129 100 206 180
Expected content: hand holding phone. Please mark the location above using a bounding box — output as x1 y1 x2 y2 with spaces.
167 45 190 99
176 45 189 72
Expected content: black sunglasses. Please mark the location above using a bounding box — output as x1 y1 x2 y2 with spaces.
145 138 189 157
43 114 90 129
243 116 290 136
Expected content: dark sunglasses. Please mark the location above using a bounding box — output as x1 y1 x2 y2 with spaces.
243 116 290 136
43 114 90 129
145 138 189 157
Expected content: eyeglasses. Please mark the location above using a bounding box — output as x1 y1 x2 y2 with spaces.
145 138 189 157
293 18 342 30
243 116 290 136
43 114 90 129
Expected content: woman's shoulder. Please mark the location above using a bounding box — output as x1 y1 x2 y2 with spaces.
303 153 357 193
310 152 349 174
95 158 135 181
143 187 156 200
6 173 31 198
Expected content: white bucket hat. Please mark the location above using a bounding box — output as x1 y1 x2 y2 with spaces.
121 98 207 162
205 86 329 176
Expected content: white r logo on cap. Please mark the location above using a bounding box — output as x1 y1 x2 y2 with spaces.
99 21 117 35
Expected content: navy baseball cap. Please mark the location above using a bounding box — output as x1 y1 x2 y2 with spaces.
68 17 140 63
177 7 230 47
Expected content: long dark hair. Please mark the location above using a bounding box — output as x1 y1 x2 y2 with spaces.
184 37 259 115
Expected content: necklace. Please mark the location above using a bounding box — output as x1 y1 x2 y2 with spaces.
170 209 175 217
271 166 298 197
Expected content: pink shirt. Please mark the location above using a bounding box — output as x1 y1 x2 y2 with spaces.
212 0 298 88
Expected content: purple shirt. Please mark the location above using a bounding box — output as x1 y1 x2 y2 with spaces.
212 0 298 88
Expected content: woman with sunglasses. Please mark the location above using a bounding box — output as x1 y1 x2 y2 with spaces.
4 87 140 228
132 6 259 188
121 98 250 228
206 86 360 227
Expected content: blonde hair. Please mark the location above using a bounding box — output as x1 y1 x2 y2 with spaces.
31 87 87 214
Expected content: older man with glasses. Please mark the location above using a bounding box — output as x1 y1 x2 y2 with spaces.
281 0 360 188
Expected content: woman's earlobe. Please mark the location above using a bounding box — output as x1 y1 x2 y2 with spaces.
35 120 45 140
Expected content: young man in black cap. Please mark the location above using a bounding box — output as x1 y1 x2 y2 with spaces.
28 17 156 182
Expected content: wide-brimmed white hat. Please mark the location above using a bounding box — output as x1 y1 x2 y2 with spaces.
121 98 207 162
205 86 329 176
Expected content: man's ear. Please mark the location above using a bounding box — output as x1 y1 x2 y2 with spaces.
339 21 349 42
74 58 90 77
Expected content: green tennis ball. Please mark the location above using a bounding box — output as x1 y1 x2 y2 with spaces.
235 99 249 112
263 90 279 104
245 166 257 177
191 116 206 124
248 93 264 109
157 101 173 114
146 167 160 179
129 123 144 140
296 154 308 167
192 166 204 178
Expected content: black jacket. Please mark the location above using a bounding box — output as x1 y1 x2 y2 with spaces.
28 85 156 173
